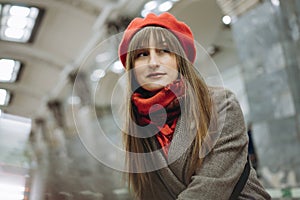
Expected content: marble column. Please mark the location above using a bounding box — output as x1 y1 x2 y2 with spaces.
69 71 92 107
231 0 300 187
29 118 49 200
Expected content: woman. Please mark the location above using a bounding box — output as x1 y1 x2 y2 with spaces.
118 12 270 200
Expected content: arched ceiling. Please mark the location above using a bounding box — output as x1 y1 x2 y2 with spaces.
0 0 239 119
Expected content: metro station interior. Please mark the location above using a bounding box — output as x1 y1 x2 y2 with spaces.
0 0 300 199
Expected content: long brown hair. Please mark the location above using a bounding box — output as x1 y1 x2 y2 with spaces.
122 26 214 198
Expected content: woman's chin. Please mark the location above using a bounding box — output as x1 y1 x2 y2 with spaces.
141 82 166 92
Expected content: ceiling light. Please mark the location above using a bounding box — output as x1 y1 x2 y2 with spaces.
111 61 124 74
141 9 151 18
158 1 173 12
67 96 81 105
271 0 280 6
7 17 28 29
0 89 11 106
222 15 232 25
9 5 31 17
141 0 179 17
4 28 25 39
90 69 106 81
144 1 158 11
0 3 43 43
95 52 111 63
0 58 21 83
29 7 39 18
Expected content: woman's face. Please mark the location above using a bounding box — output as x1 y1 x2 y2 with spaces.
133 35 178 91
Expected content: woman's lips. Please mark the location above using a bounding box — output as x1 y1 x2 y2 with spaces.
147 72 167 78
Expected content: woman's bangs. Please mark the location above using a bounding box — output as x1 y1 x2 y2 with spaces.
130 27 177 52
129 28 151 52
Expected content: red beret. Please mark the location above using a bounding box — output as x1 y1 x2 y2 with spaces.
118 12 196 68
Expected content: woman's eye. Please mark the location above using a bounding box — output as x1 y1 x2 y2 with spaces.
136 51 148 58
159 48 171 53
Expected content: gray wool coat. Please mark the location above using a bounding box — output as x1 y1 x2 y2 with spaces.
137 88 271 200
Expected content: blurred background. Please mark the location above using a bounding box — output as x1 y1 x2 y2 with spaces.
0 0 300 199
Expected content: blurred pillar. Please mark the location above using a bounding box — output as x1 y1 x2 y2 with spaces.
68 70 98 174
68 70 110 196
231 0 300 185
69 71 92 107
277 0 300 134
47 100 66 130
46 100 74 199
47 100 69 166
67 70 128 198
29 118 49 200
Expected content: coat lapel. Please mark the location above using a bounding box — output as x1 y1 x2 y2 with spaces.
150 117 196 197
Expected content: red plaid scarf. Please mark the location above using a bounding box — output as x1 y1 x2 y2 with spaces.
131 79 184 156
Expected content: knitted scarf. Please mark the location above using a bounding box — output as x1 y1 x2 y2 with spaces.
131 79 185 156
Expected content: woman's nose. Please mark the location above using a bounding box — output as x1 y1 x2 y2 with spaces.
148 50 159 67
